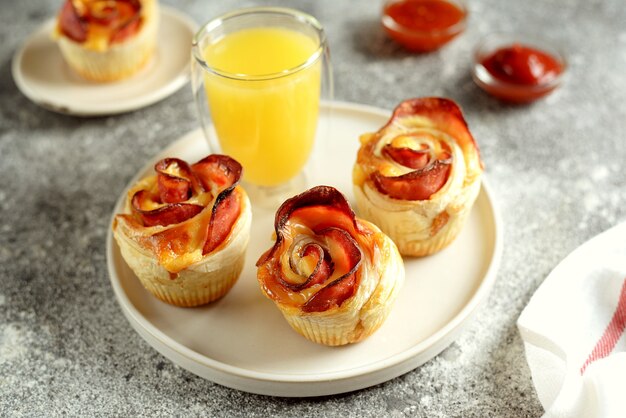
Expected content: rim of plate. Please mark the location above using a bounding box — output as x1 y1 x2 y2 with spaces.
11 6 198 117
106 100 503 384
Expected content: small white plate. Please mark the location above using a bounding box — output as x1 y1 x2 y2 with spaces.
12 6 197 116
106 101 502 397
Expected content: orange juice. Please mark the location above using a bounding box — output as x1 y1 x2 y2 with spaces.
203 27 321 186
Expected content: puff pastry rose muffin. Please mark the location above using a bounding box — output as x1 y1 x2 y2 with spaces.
353 98 483 257
54 0 159 81
256 186 404 346
113 155 251 307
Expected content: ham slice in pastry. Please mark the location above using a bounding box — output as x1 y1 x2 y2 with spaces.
113 154 251 307
353 98 483 256
256 186 404 346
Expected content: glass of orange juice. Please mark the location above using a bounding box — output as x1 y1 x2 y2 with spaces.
191 7 333 208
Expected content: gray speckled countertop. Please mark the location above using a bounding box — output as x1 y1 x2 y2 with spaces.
2 0 626 416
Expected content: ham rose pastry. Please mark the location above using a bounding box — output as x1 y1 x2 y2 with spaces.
113 155 251 307
256 186 404 346
353 98 483 257
54 0 159 81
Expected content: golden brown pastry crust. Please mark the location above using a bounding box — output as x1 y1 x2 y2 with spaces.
256 186 404 346
54 0 159 81
353 98 483 256
113 155 251 307
114 187 250 307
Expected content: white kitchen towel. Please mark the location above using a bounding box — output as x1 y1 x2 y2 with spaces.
518 222 626 418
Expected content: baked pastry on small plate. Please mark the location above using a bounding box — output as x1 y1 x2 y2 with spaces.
256 186 404 346
54 0 159 81
353 97 483 257
113 154 251 307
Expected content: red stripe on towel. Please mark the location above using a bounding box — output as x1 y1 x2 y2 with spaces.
580 278 626 374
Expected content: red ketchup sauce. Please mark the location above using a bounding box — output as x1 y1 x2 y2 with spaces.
477 43 564 103
382 0 466 52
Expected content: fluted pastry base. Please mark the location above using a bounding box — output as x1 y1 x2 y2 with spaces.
354 179 481 257
280 284 400 346
118 238 246 307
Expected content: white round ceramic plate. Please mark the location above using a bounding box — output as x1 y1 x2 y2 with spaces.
106 101 502 397
12 6 197 116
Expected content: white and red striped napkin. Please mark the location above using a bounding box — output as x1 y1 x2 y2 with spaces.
518 222 626 418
